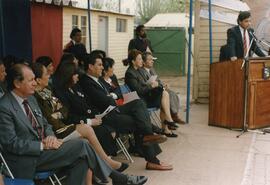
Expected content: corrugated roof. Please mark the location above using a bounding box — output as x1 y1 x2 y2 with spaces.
31 0 78 6
200 0 250 11
144 13 194 28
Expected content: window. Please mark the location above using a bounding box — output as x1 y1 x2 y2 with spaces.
71 15 88 45
81 16 87 45
72 15 78 29
116 18 127 32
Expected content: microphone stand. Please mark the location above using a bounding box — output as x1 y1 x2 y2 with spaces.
237 36 266 138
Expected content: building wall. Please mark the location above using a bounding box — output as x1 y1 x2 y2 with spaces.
63 8 134 78
193 1 235 103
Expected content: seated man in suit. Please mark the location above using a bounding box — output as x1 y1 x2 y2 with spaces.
227 11 266 61
140 52 184 124
80 54 173 170
0 63 147 185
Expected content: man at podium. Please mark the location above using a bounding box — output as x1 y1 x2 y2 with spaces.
227 11 266 61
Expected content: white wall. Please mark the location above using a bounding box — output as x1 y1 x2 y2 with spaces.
63 8 134 77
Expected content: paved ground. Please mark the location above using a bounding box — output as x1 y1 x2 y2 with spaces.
111 76 270 185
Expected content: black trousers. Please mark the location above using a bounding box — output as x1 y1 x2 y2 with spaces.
103 99 162 161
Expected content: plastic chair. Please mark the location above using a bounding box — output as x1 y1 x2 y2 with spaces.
1 152 34 185
35 171 62 185
0 151 62 185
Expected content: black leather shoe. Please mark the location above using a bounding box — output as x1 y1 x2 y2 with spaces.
116 163 129 172
164 120 179 128
164 132 178 138
113 175 148 185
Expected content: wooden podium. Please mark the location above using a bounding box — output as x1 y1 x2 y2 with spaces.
209 58 270 129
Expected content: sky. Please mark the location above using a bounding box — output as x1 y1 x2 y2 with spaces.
75 0 136 15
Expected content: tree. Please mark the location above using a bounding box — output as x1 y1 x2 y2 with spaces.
91 0 103 9
104 0 118 12
136 0 185 24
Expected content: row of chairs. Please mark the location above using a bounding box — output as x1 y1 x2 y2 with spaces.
116 84 161 163
1 84 160 184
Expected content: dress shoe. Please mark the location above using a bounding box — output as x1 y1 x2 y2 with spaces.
164 120 179 128
116 163 129 172
145 162 173 171
113 175 148 185
164 132 178 138
168 125 177 130
152 124 164 134
172 114 186 124
142 134 167 146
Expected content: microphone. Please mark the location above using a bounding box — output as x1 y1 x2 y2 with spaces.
248 30 258 42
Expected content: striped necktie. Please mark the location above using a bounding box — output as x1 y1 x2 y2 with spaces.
22 100 44 140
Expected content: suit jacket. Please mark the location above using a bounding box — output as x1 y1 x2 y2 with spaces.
79 74 116 113
63 40 87 62
125 66 154 97
128 37 154 53
58 84 98 123
99 75 123 99
34 89 76 139
227 26 266 58
138 67 163 87
0 92 54 178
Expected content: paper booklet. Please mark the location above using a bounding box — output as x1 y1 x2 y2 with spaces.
146 75 157 84
123 91 140 104
63 130 81 142
95 105 116 119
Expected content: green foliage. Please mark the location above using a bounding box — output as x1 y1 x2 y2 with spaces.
91 0 103 9
137 0 185 24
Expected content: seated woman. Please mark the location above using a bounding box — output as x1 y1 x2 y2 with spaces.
141 52 185 124
32 62 127 172
99 57 123 105
124 49 178 137
35 56 54 88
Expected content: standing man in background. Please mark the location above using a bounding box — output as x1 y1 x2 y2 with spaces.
128 25 154 53
227 11 266 61
64 28 87 69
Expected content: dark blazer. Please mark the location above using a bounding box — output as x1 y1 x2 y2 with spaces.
227 26 266 58
128 37 154 53
99 75 123 99
55 84 117 156
125 66 163 108
79 74 116 113
138 67 163 87
63 40 87 62
58 84 98 123
0 93 54 178
124 66 153 97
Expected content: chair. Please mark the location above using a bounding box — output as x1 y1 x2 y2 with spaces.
1 152 34 185
116 136 134 163
35 171 62 185
147 107 162 128
120 84 162 127
114 84 136 163
0 151 62 185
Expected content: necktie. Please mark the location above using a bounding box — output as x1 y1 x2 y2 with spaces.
243 29 247 57
22 100 44 140
98 79 109 94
